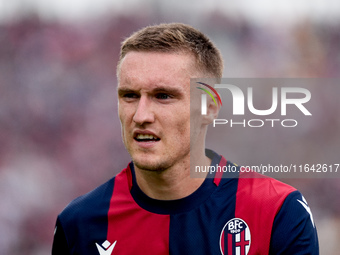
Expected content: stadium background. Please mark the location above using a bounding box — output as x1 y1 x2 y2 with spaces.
0 0 339 254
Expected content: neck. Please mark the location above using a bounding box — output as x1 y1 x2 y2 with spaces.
134 154 211 200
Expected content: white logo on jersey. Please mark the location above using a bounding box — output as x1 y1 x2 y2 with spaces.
95 240 117 255
297 196 315 228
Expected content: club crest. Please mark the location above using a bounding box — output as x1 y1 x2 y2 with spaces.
220 218 251 255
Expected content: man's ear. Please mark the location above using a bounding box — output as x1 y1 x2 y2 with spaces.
202 96 220 125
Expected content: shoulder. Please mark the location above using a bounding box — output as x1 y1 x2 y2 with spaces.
219 168 297 205
250 169 295 192
58 165 133 225
228 170 296 215
53 176 117 253
238 170 296 194
270 190 319 254
238 172 297 215
58 177 115 225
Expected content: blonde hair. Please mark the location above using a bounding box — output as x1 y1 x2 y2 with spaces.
117 23 223 78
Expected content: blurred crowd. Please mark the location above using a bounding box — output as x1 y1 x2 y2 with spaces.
0 12 339 254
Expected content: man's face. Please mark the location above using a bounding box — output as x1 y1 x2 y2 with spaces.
118 51 196 171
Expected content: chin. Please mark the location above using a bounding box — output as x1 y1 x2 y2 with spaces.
132 157 169 172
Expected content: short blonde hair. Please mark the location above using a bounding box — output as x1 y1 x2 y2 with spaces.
117 23 223 78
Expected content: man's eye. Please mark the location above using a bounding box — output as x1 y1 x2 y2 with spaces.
123 93 138 98
156 93 172 100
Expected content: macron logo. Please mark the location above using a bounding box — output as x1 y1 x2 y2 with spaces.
96 240 117 255
297 196 315 228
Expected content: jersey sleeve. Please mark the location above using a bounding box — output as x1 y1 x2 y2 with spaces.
52 217 71 255
269 190 319 254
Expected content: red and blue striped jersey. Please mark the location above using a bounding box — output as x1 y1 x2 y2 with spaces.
52 149 319 254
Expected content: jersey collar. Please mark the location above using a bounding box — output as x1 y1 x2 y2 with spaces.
129 149 228 214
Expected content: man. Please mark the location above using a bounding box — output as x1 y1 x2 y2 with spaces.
52 23 319 254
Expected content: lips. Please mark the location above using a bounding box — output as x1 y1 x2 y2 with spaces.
133 131 160 142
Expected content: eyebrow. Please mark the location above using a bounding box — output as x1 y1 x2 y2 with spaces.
117 86 184 97
117 88 135 97
153 86 183 95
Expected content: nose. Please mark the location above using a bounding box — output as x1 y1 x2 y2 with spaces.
133 96 155 125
